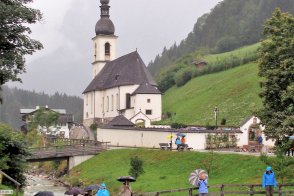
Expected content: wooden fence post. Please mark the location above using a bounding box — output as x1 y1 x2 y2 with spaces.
249 185 254 196
155 192 159 196
278 184 282 196
220 184 224 196
189 188 193 196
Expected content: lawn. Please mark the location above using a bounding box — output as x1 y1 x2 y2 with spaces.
65 149 269 195
162 62 262 126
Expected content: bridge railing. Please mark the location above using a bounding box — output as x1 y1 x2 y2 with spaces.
27 140 110 160
132 183 294 196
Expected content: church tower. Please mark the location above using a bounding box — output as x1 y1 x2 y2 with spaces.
92 0 117 78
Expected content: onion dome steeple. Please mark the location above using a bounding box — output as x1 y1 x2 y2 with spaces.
95 0 115 35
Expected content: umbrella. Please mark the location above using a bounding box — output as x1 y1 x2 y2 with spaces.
289 136 294 140
64 187 84 195
166 134 173 139
188 169 208 186
34 191 54 196
176 132 186 137
84 184 100 192
117 176 136 182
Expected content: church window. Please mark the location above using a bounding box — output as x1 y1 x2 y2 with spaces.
86 112 88 118
91 93 93 114
116 93 119 110
111 95 114 111
146 110 152 115
102 97 104 113
126 93 131 109
105 42 110 57
147 99 151 103
107 96 109 112
86 94 88 105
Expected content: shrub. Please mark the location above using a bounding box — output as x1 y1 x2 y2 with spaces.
129 156 144 179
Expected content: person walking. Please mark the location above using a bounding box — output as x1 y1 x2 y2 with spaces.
118 181 132 196
262 166 276 196
175 136 181 150
198 173 208 196
96 183 110 196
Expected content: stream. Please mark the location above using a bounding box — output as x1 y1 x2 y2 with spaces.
24 175 67 196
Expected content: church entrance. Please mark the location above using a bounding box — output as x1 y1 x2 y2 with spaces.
135 119 146 128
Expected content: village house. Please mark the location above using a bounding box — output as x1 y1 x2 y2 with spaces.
20 106 74 138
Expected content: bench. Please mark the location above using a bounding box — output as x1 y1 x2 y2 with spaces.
177 144 193 151
159 143 171 150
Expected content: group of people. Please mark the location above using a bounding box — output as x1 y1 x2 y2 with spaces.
197 165 277 196
94 181 132 196
175 135 188 150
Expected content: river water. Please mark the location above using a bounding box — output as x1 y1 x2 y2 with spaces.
24 175 67 196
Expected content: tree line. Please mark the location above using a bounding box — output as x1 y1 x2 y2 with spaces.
148 0 294 81
0 86 83 129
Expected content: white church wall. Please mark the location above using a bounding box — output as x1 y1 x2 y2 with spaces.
97 128 215 150
134 94 162 121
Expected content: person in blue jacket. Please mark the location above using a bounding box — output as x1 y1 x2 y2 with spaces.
262 166 276 196
96 183 110 196
175 136 181 150
198 173 208 196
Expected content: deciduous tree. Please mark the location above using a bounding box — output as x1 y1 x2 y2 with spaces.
258 9 294 147
0 0 43 101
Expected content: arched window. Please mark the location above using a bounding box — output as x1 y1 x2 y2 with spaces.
105 42 110 56
126 93 131 109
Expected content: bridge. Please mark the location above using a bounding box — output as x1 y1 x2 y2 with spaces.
27 139 109 171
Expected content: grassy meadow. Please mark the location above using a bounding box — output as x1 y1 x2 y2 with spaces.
162 62 262 126
65 149 269 195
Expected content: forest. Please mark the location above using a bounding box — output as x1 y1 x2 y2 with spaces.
148 0 294 84
0 86 83 129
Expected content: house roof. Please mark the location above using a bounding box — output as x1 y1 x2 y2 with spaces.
20 108 66 115
83 51 157 93
107 115 134 127
132 83 161 95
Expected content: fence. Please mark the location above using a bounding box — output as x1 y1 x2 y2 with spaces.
0 170 21 196
133 184 294 196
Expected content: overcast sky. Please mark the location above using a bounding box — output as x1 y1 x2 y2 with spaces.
8 0 221 97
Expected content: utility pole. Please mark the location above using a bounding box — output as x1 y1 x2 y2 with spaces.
214 106 218 129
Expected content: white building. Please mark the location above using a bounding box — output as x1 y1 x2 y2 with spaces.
97 116 275 151
83 0 162 126
20 106 73 138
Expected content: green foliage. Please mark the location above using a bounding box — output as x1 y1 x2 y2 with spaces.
128 156 144 179
162 63 262 126
257 9 294 145
206 133 237 149
170 122 187 129
158 43 259 92
148 0 294 79
220 118 227 125
174 67 193 87
29 107 60 132
0 124 29 188
90 123 98 131
0 86 83 129
0 0 43 87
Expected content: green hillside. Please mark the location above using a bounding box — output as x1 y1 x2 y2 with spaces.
65 149 269 195
162 62 262 126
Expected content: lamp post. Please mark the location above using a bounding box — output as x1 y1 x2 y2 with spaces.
214 106 218 129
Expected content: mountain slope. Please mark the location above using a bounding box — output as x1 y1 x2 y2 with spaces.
148 0 294 78
162 62 261 126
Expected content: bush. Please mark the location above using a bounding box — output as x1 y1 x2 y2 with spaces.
129 156 144 179
220 118 226 125
171 122 187 129
174 67 193 87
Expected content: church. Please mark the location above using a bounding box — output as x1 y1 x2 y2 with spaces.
83 0 162 126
